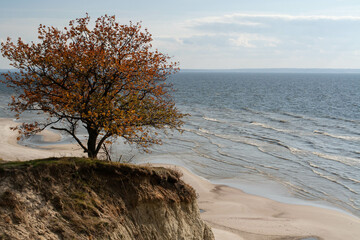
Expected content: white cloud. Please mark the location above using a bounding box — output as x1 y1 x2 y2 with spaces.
170 11 360 68
229 35 256 48
195 13 360 24
190 16 262 26
229 34 280 48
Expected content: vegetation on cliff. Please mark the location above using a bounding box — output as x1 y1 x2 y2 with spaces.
0 157 214 240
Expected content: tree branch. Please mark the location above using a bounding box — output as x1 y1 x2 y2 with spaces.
50 126 87 152
95 132 112 154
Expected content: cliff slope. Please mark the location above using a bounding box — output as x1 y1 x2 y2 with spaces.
0 157 214 240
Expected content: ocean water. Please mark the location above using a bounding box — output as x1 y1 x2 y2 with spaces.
134 71 360 217
1 71 360 217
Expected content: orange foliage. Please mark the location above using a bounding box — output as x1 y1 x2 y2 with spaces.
1 14 185 158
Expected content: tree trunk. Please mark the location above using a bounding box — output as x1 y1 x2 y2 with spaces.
87 128 99 158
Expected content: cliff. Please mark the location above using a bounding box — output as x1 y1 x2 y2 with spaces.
0 157 214 240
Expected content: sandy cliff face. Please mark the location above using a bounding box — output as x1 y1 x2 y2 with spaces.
0 158 214 240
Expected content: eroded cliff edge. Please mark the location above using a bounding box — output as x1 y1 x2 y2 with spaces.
0 157 214 240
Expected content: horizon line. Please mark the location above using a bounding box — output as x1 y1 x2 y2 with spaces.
2 68 360 73
179 68 360 73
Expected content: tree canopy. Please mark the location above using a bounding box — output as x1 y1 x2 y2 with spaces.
1 14 185 158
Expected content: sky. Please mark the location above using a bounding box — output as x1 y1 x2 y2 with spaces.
1 0 360 69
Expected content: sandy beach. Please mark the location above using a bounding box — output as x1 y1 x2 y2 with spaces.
164 164 360 240
0 118 85 161
1 118 360 240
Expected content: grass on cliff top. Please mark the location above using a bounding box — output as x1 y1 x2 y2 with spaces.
0 157 104 169
0 157 151 171
0 157 183 181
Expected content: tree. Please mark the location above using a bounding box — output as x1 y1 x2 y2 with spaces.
1 14 185 158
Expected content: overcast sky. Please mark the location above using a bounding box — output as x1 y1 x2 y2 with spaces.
1 0 360 69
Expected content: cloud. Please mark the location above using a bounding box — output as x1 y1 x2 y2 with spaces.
186 15 264 33
190 15 263 26
183 12 360 48
229 35 256 48
168 12 360 68
155 37 184 45
192 13 360 24
180 34 227 47
229 34 280 48
186 13 360 35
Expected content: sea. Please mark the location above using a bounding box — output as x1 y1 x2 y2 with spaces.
1 70 360 218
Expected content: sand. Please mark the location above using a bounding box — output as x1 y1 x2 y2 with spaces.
1 117 360 240
164 164 360 240
0 118 85 161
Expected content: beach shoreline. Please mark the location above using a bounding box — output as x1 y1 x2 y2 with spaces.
158 163 360 240
0 118 85 161
0 117 359 240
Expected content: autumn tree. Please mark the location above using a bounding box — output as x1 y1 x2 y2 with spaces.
0 14 185 158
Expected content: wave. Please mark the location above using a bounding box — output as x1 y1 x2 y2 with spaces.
251 122 270 128
190 147 256 172
240 107 261 114
217 149 280 171
262 138 292 151
203 116 223 123
250 122 291 133
199 128 211 134
308 162 321 169
289 146 307 155
324 115 360 124
349 199 360 211
270 118 288 124
313 130 360 141
191 126 307 166
209 131 310 170
349 178 360 184
282 181 315 197
307 161 360 185
182 127 211 138
184 128 237 150
165 137 199 150
353 151 360 155
311 169 358 195
182 128 262 151
312 151 359 167
282 112 306 119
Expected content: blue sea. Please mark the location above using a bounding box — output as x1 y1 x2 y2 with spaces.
1 70 360 217
135 71 360 218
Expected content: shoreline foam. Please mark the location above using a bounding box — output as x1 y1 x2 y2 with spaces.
0 117 359 240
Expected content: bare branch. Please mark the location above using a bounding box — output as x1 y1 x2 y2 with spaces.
50 126 87 152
